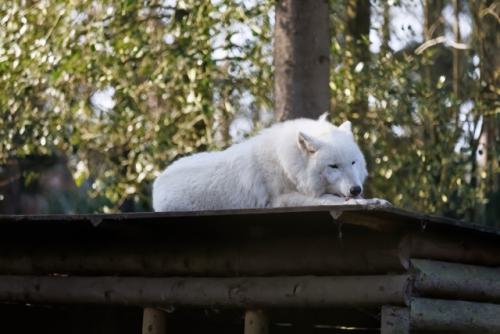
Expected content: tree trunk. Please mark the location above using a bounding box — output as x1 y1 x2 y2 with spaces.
422 0 445 84
345 0 371 123
346 0 371 65
274 0 330 121
423 0 445 41
478 1 499 202
381 1 391 53
469 0 499 224
452 0 461 98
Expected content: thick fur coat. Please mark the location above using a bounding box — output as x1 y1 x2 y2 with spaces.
153 115 388 211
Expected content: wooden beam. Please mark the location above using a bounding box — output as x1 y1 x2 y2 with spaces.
0 275 410 308
381 306 409 334
409 232 500 266
142 308 167 334
412 259 500 303
411 298 500 333
244 310 269 334
0 236 408 276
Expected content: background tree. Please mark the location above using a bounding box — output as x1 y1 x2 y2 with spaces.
274 0 330 120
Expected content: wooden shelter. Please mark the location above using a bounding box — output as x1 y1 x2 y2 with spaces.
0 205 499 333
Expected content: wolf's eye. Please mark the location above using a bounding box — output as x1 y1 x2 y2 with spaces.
352 161 356 165
329 164 339 169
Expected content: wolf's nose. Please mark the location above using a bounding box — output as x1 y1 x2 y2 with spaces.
350 186 362 196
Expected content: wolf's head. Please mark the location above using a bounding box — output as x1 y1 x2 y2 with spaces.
291 115 368 199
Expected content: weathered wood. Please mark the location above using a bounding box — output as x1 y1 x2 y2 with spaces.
0 275 410 308
409 232 500 266
412 259 500 303
0 236 408 276
380 306 409 334
142 308 167 334
244 310 269 334
411 298 500 333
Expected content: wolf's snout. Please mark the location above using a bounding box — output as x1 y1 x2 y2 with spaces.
350 186 362 196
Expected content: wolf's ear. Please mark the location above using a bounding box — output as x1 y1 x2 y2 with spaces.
298 132 320 154
338 121 352 134
318 112 329 122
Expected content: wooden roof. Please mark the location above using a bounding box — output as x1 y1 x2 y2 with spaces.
0 205 498 238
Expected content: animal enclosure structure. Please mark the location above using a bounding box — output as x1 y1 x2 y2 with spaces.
0 206 499 333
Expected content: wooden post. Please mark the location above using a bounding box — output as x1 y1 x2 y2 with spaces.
142 308 167 334
381 306 409 334
244 310 269 334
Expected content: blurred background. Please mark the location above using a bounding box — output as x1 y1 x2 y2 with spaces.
0 0 498 225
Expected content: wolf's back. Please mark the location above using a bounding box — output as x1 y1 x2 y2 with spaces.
152 135 273 212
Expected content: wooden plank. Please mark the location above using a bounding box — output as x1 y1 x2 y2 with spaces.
0 204 381 222
411 298 500 333
142 308 167 334
380 306 409 334
244 310 269 334
0 275 410 308
412 259 500 303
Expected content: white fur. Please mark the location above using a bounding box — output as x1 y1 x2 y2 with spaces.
152 116 389 211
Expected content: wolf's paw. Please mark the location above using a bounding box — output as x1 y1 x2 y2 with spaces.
345 197 392 207
366 198 392 207
344 198 368 205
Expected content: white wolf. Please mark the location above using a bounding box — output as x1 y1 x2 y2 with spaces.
152 114 389 211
